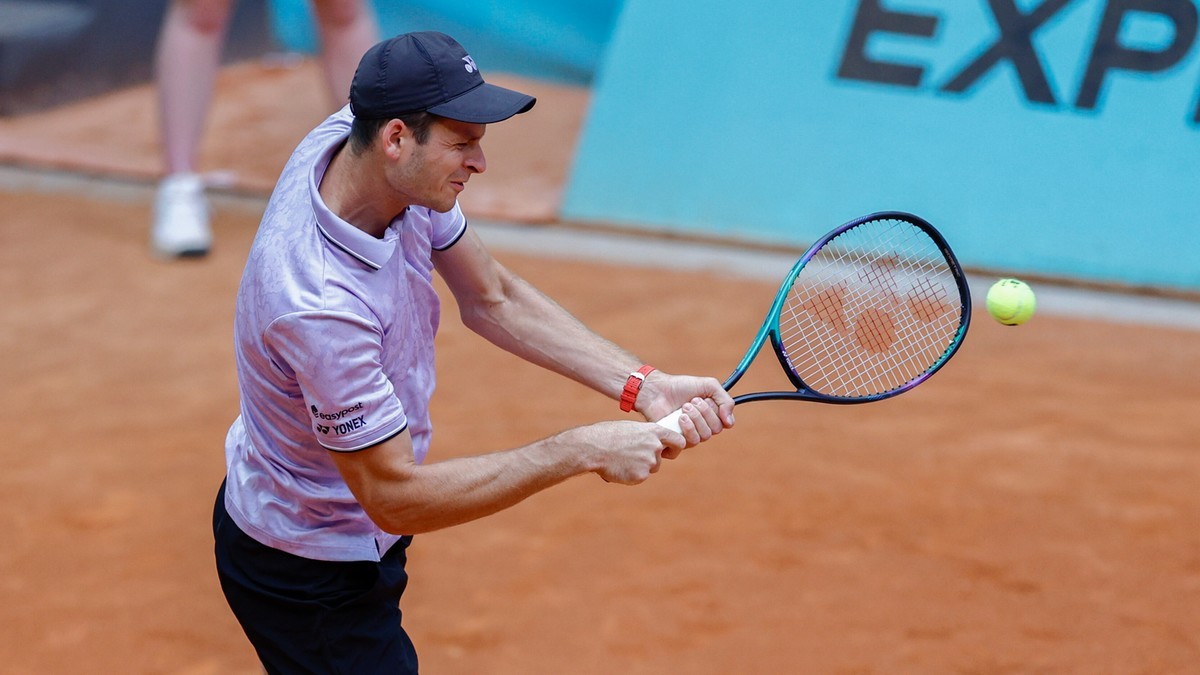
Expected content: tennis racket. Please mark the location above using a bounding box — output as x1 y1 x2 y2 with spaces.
658 211 971 432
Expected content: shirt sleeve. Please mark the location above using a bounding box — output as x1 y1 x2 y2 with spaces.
265 310 409 452
430 202 468 251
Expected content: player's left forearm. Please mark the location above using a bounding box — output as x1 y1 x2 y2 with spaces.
460 266 641 400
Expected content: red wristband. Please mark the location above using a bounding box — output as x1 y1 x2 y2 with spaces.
619 365 656 413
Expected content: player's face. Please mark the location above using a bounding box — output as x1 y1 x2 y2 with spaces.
390 118 487 213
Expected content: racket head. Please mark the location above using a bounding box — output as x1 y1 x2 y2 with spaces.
734 211 970 404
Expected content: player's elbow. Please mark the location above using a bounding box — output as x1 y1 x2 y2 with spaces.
458 268 532 339
331 453 425 535
355 478 447 536
353 479 423 535
369 508 447 537
457 291 513 342
358 493 422 536
368 511 414 536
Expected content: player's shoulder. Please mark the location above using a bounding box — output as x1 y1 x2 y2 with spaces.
321 105 355 132
299 106 354 152
400 202 467 250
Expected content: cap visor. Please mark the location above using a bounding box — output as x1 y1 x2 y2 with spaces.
426 82 536 123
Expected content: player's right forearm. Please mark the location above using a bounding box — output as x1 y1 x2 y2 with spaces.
345 429 592 535
332 416 678 535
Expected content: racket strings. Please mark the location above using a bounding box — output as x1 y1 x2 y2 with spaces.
778 218 964 398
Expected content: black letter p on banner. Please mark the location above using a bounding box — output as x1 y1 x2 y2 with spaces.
1076 0 1199 110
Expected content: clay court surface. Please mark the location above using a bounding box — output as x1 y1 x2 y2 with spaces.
2 60 1199 674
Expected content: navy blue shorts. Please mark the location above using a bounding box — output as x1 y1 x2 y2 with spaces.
213 481 418 674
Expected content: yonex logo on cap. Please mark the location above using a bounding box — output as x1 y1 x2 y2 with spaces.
462 56 477 73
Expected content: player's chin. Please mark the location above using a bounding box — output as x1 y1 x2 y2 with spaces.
425 195 459 213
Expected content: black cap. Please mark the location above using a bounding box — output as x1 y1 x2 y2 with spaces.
349 31 536 124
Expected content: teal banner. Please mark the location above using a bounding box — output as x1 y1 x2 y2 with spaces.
564 0 1200 292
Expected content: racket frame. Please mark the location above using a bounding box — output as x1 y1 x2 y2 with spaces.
723 211 971 405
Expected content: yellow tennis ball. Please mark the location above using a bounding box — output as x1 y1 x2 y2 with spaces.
986 278 1036 326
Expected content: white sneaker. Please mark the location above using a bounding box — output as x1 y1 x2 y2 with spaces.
152 173 212 258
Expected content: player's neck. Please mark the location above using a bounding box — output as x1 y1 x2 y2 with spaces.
319 143 408 238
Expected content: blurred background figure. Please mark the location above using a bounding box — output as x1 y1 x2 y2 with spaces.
151 0 380 258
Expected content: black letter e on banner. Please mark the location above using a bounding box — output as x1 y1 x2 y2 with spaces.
837 0 939 87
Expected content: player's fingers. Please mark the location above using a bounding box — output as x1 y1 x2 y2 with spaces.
660 422 686 459
716 396 736 428
683 399 716 442
692 397 724 436
675 403 699 446
655 423 687 452
698 377 736 428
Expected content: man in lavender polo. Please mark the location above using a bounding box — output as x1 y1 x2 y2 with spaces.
213 31 735 673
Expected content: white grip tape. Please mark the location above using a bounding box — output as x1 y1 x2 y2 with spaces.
655 408 684 433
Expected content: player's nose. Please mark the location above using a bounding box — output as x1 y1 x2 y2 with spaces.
465 146 486 174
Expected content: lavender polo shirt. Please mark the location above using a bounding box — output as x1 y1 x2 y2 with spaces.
223 107 466 562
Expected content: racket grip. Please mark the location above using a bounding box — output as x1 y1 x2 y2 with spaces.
655 409 684 433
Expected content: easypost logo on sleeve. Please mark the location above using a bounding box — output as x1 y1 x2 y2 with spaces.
310 403 367 436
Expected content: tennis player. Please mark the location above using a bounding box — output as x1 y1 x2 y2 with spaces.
213 31 735 673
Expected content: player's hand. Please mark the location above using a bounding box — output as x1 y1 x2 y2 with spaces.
663 397 725 455
569 421 685 485
637 372 735 439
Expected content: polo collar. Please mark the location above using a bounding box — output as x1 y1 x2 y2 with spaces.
309 136 398 271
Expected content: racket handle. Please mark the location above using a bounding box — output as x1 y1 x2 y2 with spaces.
655 409 684 433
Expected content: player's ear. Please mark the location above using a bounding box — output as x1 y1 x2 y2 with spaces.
381 119 408 158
